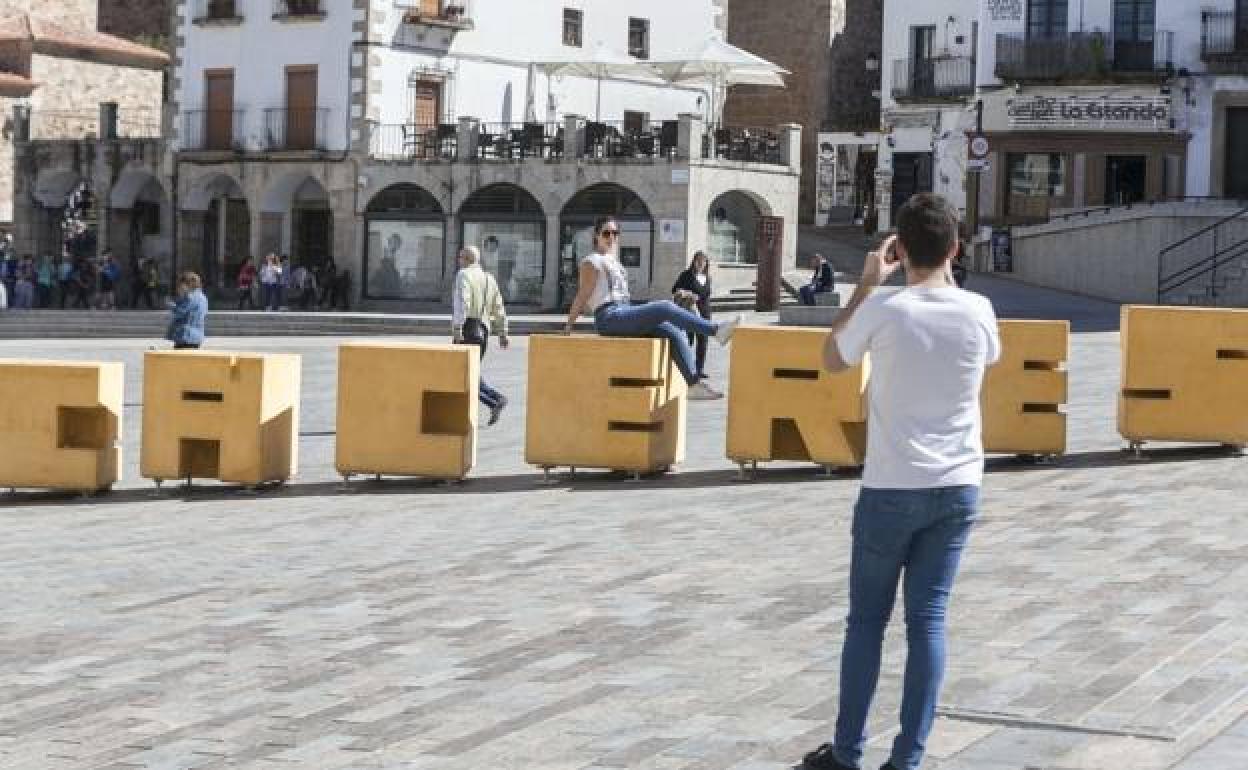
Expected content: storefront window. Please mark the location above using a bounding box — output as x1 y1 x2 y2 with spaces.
364 184 445 300
459 184 546 306
463 222 544 305
1006 153 1067 218
558 184 653 307
707 192 761 264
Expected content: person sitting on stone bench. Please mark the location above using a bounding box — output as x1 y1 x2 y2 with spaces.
564 216 743 401
799 253 836 306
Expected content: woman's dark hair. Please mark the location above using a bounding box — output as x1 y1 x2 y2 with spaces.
179 271 202 290
593 216 617 236
689 250 709 273
897 193 959 269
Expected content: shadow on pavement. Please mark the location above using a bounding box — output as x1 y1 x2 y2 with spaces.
2 445 1235 508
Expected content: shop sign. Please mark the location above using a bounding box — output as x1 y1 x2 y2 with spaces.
1007 95 1170 130
986 0 1023 21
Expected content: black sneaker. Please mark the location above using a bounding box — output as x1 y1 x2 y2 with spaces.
488 397 507 427
795 743 856 770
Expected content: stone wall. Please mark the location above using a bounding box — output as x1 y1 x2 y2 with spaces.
0 0 97 30
99 0 172 48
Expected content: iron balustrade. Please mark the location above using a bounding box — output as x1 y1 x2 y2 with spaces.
192 0 242 21
1201 10 1248 74
891 56 975 101
702 126 784 166
477 122 562 160
1157 202 1248 305
264 108 328 151
182 109 244 151
370 123 458 160
273 0 324 17
995 30 1173 81
581 121 673 160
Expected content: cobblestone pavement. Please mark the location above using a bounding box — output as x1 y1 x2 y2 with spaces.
1 292 1246 768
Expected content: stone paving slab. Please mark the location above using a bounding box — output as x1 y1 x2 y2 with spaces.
0 317 1245 769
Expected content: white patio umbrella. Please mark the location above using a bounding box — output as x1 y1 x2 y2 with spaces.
539 41 664 121
653 37 788 126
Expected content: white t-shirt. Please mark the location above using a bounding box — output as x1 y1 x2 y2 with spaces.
582 251 631 311
835 286 1001 489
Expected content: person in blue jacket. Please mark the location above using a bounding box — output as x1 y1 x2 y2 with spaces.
166 271 208 349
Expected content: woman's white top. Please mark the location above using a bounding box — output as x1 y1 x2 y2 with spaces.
695 274 708 287
581 251 631 312
260 264 281 284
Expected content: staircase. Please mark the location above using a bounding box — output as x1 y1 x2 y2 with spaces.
0 310 586 340
709 279 802 313
1157 206 1248 306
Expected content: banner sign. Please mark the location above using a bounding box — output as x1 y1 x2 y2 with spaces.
1007 95 1170 130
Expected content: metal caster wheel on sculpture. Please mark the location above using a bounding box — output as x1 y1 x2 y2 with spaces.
734 461 758 482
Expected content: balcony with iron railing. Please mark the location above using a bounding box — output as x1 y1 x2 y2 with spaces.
264 107 329 151
365 116 792 168
192 0 243 25
181 109 244 152
995 30 1174 83
395 0 474 29
273 0 326 20
891 56 975 102
1202 11 1248 74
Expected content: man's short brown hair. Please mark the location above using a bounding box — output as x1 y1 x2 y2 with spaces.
897 193 959 269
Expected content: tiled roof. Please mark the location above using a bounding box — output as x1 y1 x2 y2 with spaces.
0 13 169 71
0 71 37 97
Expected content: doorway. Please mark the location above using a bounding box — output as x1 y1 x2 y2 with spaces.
1226 108 1248 198
891 152 933 216
1105 155 1147 205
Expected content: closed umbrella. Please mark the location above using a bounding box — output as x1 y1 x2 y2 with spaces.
539 42 664 121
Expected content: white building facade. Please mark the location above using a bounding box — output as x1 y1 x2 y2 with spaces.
876 0 1240 231
168 0 799 309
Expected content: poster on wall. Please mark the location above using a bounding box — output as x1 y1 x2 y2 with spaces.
659 219 686 243
986 0 1023 21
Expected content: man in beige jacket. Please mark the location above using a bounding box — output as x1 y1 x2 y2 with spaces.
452 246 510 426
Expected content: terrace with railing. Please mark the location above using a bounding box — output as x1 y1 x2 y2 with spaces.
366 116 792 167
182 109 245 151
891 56 975 102
1202 11 1248 74
995 30 1174 82
264 107 329 151
395 0 473 29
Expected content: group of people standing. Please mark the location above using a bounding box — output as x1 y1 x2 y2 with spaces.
0 251 161 312
235 255 351 312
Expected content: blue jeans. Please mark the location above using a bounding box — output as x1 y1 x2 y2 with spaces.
263 283 281 311
462 323 505 410
833 485 979 770
593 301 717 386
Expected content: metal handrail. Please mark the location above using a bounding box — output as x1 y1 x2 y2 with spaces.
1159 240 1248 295
1159 205 1248 259
1156 205 1248 302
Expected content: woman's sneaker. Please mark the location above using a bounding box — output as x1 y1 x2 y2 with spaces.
793 743 855 770
715 314 744 346
687 381 723 400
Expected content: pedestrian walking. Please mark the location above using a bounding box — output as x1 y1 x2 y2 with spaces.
452 246 510 426
319 258 338 309
13 261 33 308
799 253 836 306
71 259 94 309
259 254 282 311
131 258 159 309
1 251 16 302
57 255 74 308
296 264 318 310
97 252 120 310
166 271 208 350
671 250 714 381
236 258 258 310
795 194 1000 770
35 256 53 308
564 216 741 401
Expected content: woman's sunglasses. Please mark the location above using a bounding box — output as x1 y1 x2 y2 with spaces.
597 229 620 238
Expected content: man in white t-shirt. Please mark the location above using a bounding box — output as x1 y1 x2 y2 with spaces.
796 194 1000 770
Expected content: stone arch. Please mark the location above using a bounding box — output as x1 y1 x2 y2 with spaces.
458 183 547 305
109 167 167 210
707 190 772 265
557 183 655 307
257 173 334 269
33 169 85 208
183 172 248 212
362 183 448 301
179 172 251 291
